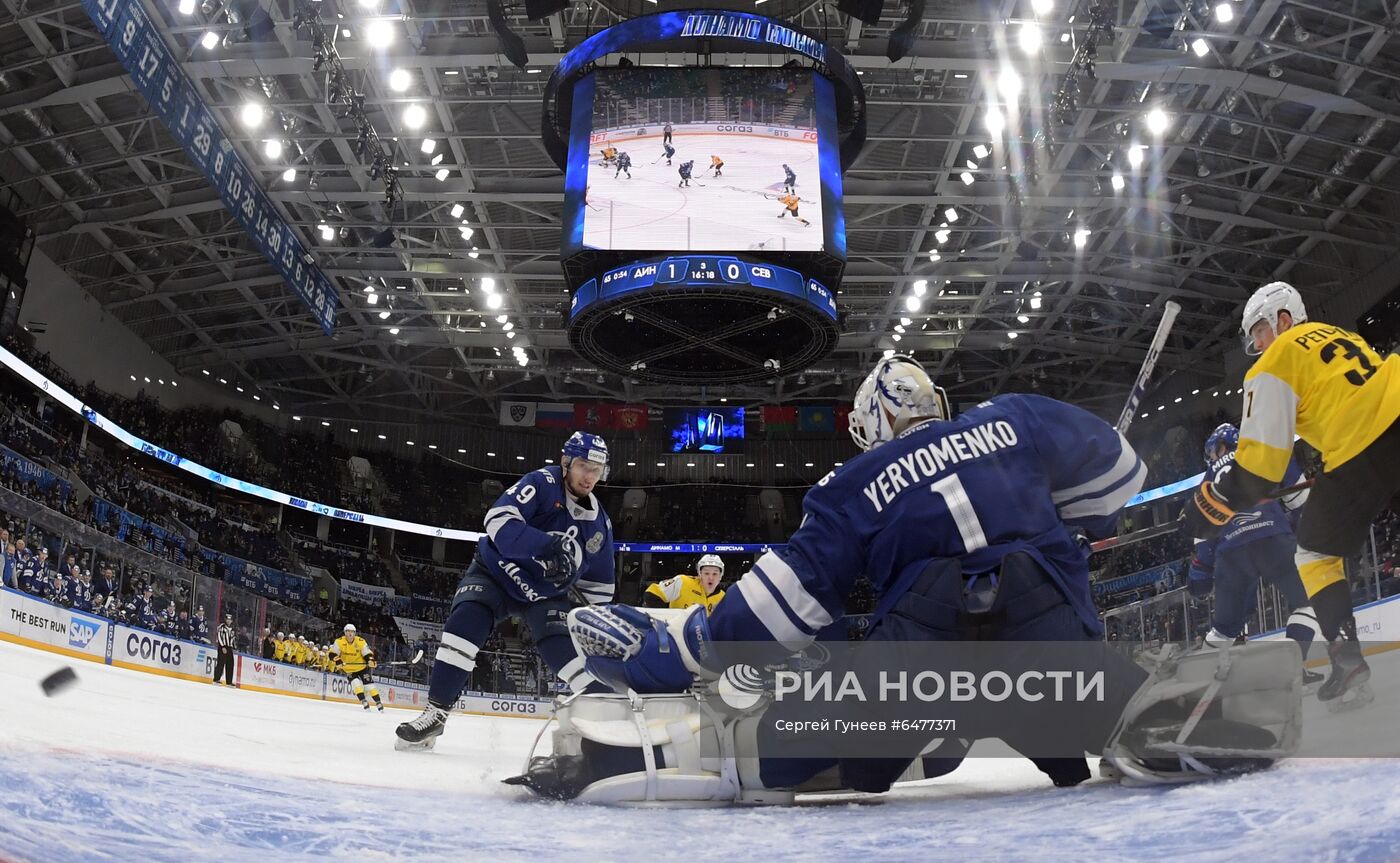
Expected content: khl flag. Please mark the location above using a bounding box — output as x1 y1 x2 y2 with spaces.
499 401 536 427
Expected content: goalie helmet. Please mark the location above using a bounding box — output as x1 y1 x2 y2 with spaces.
848 354 950 452
562 431 609 482
695 554 724 576
1202 423 1239 466
1241 281 1307 355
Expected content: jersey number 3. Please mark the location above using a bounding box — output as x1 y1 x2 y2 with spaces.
1321 337 1378 387
930 475 989 554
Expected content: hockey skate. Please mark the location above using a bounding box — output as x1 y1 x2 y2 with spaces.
1301 669 1324 693
1318 638 1373 713
395 704 448 751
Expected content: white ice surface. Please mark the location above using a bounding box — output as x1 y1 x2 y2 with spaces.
2 637 1399 863
584 134 823 251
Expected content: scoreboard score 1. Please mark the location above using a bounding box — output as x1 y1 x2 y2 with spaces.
572 255 837 322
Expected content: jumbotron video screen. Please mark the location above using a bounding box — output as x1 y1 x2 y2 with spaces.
567 68 837 254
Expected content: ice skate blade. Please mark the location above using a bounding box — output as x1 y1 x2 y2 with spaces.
1325 683 1375 714
394 736 438 752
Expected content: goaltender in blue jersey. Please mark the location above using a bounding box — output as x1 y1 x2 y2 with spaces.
509 356 1198 802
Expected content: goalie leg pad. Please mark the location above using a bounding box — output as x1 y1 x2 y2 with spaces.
505 691 791 807
1102 640 1302 786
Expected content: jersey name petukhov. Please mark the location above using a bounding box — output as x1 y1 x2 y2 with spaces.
861 420 1020 513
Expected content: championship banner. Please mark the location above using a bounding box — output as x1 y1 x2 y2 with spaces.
499 401 537 427
393 616 443 643
340 578 396 604
79 0 339 334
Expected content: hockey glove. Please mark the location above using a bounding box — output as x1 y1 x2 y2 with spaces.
567 604 716 694
368 658 377 669
1183 481 1234 539
542 534 582 587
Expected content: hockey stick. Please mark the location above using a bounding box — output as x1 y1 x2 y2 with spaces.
379 649 425 668
1116 301 1181 436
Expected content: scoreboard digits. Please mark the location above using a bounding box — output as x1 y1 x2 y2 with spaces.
580 255 833 320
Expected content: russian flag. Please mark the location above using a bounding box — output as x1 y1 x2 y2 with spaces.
536 402 575 429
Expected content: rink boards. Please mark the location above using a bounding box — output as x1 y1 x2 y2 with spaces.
0 587 551 719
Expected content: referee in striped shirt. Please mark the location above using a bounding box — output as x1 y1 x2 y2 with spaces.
213 614 237 687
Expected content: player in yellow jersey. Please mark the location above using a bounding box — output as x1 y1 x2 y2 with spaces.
1188 282 1400 709
273 632 288 662
778 193 810 227
709 155 724 177
600 146 617 167
332 624 384 711
643 554 726 613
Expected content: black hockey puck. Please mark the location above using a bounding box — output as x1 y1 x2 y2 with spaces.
41 666 78 697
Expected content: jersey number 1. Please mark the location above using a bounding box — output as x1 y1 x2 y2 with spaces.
930 475 989 554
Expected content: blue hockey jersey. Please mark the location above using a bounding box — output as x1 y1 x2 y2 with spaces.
1189 454 1306 582
480 466 616 605
708 394 1148 649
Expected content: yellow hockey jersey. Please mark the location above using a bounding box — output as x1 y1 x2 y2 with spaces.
273 639 287 662
645 574 725 613
1238 321 1400 481
331 635 375 674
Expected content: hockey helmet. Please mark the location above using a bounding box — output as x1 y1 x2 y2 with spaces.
344 623 356 633
1241 282 1306 355
695 554 725 577
1203 423 1239 466
849 354 949 451
562 431 610 481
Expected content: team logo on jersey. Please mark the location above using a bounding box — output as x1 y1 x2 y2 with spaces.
586 531 604 554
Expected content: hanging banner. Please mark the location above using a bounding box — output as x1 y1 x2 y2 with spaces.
341 578 396 604
499 401 537 427
80 0 339 334
393 616 444 643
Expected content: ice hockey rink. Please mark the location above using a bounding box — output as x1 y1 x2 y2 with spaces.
3 638 1400 863
584 133 824 252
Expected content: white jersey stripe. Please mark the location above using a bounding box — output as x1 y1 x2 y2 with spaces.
1050 433 1138 504
483 505 524 541
1058 460 1149 519
753 552 834 632
735 576 813 653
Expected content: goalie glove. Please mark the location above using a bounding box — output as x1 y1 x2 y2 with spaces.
567 604 717 694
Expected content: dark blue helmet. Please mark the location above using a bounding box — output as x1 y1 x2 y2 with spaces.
1203 423 1239 465
562 432 609 481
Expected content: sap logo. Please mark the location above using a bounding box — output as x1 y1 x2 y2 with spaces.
715 125 753 133
126 633 182 667
491 700 539 715
67 615 101 649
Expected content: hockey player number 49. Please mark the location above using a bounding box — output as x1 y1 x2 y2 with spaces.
929 474 989 554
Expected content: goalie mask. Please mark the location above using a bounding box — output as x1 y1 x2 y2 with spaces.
1241 281 1307 356
848 355 950 452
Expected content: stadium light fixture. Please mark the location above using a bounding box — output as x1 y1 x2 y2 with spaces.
1008 331 1019 340
1146 108 1170 136
264 140 283 159
1018 22 1042 53
450 203 465 218
403 103 427 129
486 293 504 310
973 144 991 159
984 106 1006 137
366 18 394 48
389 327 400 335
239 102 265 128
1191 38 1210 57
934 229 951 244
928 251 941 262
1213 2 1233 24
997 67 1022 101
367 293 379 305
178 0 195 13
318 223 334 241
378 310 391 319
481 278 496 294
1030 294 1043 309
960 171 975 186
912 279 928 297
943 207 959 223
389 68 411 92
1110 173 1125 191
282 168 296 182
1017 315 1030 324
435 168 450 182
904 295 922 312
1073 229 1091 249
200 30 219 49
1127 146 1145 169
1031 0 1052 12
421 139 438 154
